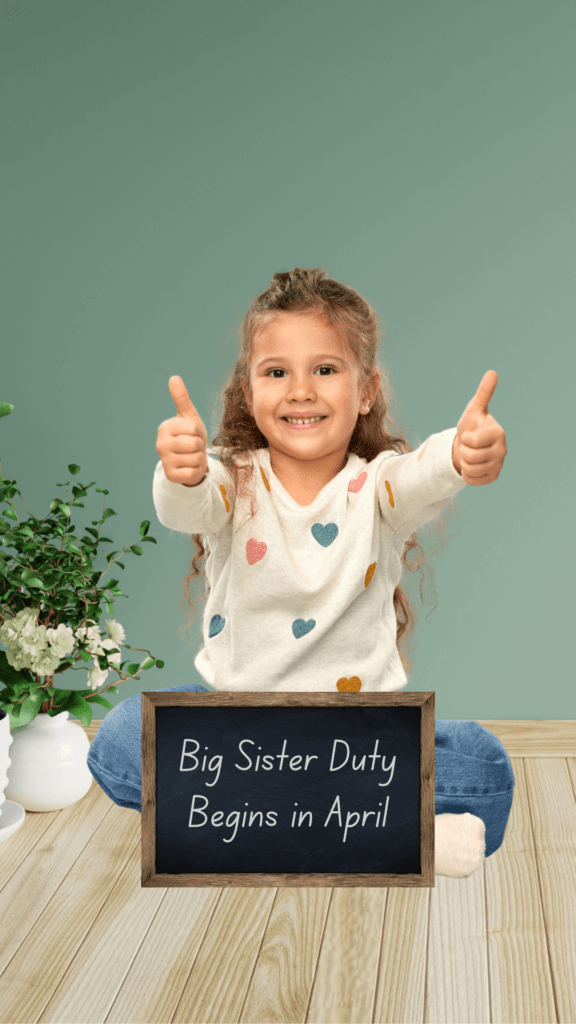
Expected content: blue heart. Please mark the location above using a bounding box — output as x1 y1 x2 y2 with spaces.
311 522 338 547
292 618 316 639
208 614 226 638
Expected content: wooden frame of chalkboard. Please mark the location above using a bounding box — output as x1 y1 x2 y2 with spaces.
141 691 434 887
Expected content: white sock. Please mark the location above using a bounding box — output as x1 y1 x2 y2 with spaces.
435 812 486 878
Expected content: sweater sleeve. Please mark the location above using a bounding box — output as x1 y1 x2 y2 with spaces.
376 426 467 540
152 449 235 535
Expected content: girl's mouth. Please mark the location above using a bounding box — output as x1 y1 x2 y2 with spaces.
282 417 327 430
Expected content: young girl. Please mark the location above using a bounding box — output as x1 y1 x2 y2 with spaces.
87 267 514 877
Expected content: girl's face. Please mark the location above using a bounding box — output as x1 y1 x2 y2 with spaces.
243 311 378 473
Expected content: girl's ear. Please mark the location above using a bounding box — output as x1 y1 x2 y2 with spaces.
364 369 380 409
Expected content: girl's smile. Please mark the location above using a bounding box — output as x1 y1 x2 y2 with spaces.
282 415 328 430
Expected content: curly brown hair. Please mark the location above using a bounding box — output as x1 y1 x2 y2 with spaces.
178 267 461 679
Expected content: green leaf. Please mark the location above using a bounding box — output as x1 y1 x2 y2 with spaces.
68 464 81 475
2 510 17 521
105 600 114 615
140 537 157 544
102 508 116 521
140 520 150 537
140 657 155 670
53 689 72 704
0 402 14 418
129 545 142 556
20 569 45 588
155 660 165 668
85 693 113 709
0 651 34 687
106 685 119 693
67 692 92 726
126 664 139 677
18 525 35 539
5 689 43 729
79 649 92 663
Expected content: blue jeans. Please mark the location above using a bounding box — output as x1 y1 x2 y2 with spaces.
87 684 515 859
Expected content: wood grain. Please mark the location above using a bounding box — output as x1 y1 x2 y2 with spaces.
0 721 571 1023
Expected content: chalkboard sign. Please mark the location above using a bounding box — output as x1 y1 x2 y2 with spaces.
141 692 434 888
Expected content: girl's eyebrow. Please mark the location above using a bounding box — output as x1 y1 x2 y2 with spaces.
256 354 347 369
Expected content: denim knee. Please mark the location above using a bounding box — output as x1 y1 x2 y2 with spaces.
87 683 209 811
434 720 515 858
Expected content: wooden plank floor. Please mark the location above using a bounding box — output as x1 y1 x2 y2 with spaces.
0 720 574 1024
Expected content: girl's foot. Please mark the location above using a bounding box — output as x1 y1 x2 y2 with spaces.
435 812 486 877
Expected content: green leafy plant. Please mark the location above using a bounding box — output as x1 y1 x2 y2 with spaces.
0 400 164 729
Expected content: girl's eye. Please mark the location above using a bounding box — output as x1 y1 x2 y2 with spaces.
266 366 337 379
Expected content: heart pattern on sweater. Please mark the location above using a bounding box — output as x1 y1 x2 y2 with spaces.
311 522 338 547
365 562 377 587
336 676 362 691
209 614 226 638
292 618 316 639
348 471 367 493
219 484 231 513
246 538 267 564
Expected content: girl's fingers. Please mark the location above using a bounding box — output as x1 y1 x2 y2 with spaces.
461 446 495 465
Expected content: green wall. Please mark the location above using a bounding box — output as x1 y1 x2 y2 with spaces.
2 0 574 720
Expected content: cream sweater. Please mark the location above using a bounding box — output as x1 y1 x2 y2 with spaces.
152 427 467 693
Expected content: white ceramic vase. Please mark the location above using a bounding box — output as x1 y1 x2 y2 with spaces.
0 709 14 821
4 710 93 811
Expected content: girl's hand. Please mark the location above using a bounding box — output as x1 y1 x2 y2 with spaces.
452 370 507 485
156 376 209 486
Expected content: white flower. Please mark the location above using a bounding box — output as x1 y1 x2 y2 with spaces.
106 619 126 645
6 643 34 672
0 616 21 647
87 664 109 691
31 648 62 677
45 623 75 657
0 605 40 646
100 636 122 668
19 621 49 658
13 605 40 627
75 620 104 656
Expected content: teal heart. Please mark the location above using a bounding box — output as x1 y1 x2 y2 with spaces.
311 522 338 547
292 618 316 639
208 614 226 637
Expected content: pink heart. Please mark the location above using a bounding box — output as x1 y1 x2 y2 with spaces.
246 538 267 565
348 471 367 493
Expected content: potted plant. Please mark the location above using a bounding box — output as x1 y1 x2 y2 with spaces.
0 399 164 811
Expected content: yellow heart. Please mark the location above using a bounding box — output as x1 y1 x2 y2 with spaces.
336 676 362 692
364 562 376 587
219 484 231 513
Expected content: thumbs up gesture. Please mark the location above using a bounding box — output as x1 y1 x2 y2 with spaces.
155 376 209 486
452 371 507 485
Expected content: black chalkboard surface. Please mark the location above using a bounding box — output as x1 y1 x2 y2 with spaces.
141 692 434 887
